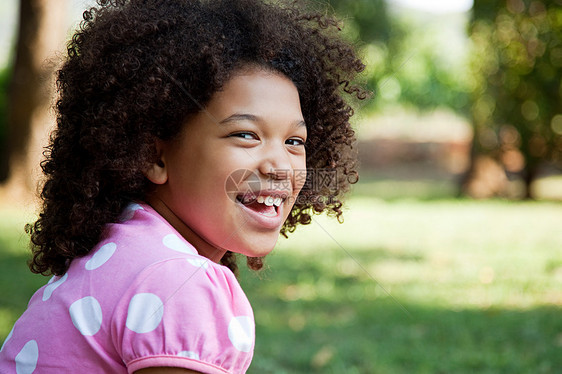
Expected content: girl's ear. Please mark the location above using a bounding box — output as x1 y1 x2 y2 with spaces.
144 140 168 185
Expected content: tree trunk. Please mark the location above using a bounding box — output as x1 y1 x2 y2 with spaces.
522 162 540 200
461 154 509 199
0 0 66 207
460 139 509 199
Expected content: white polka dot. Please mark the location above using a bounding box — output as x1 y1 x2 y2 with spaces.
178 351 200 360
15 340 38 374
0 325 14 352
186 257 209 270
228 316 254 353
85 242 116 270
69 296 103 336
119 203 144 222
126 293 164 333
163 234 196 254
42 273 68 301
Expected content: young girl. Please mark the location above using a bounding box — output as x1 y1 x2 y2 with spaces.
0 0 365 372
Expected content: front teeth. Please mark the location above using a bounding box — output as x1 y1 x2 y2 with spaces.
256 195 283 207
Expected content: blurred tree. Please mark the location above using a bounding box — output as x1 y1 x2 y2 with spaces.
328 0 392 43
0 0 66 202
465 0 562 198
0 67 10 180
329 0 472 114
327 0 394 104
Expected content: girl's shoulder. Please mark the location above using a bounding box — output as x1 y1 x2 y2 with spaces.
80 201 242 296
66 202 254 371
0 203 254 373
105 203 255 372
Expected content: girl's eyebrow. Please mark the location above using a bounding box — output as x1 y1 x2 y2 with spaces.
219 113 306 128
219 113 259 124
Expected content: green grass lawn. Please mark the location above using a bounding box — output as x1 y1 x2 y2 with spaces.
240 197 562 373
1 197 561 373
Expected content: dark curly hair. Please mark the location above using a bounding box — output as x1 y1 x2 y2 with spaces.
26 0 366 276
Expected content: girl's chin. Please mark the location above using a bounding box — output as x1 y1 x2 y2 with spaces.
209 224 284 259
229 238 278 258
235 246 275 259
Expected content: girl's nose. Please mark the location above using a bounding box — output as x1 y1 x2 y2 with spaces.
257 144 293 181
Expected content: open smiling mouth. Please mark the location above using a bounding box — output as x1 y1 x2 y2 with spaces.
235 194 285 217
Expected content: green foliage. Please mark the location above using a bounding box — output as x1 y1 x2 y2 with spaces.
379 11 472 113
329 1 472 114
328 0 392 43
470 0 562 179
0 66 10 181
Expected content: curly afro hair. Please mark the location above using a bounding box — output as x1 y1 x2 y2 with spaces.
26 0 366 276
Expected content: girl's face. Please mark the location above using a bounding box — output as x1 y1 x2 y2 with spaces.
146 68 307 262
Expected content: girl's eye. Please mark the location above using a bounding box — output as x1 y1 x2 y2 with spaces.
286 137 306 146
230 132 258 140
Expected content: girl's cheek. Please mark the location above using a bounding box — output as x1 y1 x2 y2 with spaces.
294 169 307 193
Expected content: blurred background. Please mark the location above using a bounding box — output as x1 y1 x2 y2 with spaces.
0 0 561 373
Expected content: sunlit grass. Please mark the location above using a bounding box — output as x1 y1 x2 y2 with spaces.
532 174 562 201
268 198 562 309
241 197 562 373
0 208 45 342
1 197 561 373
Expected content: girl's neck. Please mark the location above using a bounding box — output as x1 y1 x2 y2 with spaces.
145 195 227 263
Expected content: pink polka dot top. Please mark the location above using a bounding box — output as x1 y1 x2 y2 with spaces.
0 203 255 373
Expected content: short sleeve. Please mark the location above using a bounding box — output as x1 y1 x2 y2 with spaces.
110 257 255 374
